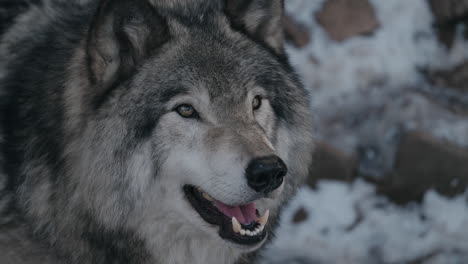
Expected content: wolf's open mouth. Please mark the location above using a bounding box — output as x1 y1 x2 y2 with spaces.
183 185 268 246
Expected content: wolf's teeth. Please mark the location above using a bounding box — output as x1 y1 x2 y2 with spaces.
202 192 214 201
238 226 264 237
259 225 264 232
257 209 270 226
232 217 241 233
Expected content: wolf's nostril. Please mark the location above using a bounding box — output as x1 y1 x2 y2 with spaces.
245 155 288 194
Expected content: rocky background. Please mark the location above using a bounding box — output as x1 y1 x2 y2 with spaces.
260 0 468 263
283 0 468 204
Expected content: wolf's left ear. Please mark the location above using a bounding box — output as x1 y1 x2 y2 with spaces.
86 0 169 92
224 0 285 54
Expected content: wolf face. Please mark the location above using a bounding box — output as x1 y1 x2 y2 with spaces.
0 0 314 263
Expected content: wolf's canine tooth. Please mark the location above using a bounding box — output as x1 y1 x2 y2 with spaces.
202 192 214 201
257 209 270 226
232 217 241 233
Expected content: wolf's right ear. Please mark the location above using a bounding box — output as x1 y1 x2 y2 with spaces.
86 0 169 93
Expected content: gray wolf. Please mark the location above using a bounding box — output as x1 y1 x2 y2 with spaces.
0 0 314 263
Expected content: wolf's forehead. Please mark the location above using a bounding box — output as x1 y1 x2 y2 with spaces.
183 70 269 102
179 51 277 97
139 29 286 103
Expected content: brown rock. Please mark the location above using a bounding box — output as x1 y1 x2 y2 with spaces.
380 131 468 203
284 15 310 48
292 207 309 224
308 141 357 187
315 0 379 42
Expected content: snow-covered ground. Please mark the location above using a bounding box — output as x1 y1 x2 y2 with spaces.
260 1 468 263
261 181 468 264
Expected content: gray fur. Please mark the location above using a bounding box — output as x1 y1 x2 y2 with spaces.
0 0 314 263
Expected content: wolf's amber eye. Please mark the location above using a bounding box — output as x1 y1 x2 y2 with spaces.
252 96 262 110
176 104 196 118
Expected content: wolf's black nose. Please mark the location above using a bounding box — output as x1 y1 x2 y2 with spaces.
246 156 287 194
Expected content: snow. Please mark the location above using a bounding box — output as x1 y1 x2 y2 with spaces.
261 181 468 264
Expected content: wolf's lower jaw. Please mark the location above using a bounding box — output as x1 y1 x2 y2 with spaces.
183 185 269 246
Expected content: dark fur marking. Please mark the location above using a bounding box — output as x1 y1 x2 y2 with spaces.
133 110 159 140
159 86 189 104
132 87 188 140
3 43 68 188
134 118 157 140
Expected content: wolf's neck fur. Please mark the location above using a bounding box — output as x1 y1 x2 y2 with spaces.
152 236 242 264
136 218 245 264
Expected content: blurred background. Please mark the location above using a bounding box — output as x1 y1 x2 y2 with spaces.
260 0 468 263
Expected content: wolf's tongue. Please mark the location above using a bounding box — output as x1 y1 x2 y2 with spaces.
214 201 257 225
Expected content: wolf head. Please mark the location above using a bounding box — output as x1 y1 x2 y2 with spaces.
6 0 314 262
